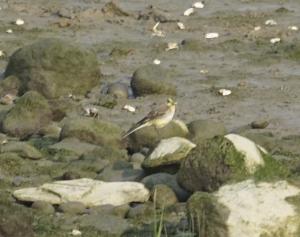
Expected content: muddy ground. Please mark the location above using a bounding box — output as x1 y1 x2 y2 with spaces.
0 0 299 137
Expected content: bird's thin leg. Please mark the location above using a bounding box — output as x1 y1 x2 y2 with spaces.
154 126 161 140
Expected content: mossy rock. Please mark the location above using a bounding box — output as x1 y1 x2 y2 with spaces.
0 75 21 96
131 64 176 96
5 38 101 99
186 192 229 237
177 136 247 192
2 91 52 138
60 117 122 148
0 141 42 160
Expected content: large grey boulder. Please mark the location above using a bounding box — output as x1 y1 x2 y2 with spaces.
131 64 176 96
4 38 101 99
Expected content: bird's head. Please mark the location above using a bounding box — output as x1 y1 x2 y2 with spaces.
167 98 177 107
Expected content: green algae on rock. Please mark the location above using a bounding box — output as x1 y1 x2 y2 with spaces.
131 64 176 96
2 91 52 138
60 117 122 148
4 38 101 99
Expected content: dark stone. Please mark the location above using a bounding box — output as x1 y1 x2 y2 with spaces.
58 201 86 215
31 201 55 214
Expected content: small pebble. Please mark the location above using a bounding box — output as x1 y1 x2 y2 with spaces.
270 37 280 44
265 19 277 26
130 153 145 164
200 69 208 74
0 50 4 57
193 2 204 8
205 32 219 39
166 42 179 51
177 22 185 30
251 120 269 129
218 89 231 96
254 26 261 31
123 104 136 113
15 18 24 25
6 29 13 33
71 229 82 236
183 8 194 16
153 59 161 65
288 25 298 31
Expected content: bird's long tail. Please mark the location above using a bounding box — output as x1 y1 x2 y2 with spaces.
122 123 149 139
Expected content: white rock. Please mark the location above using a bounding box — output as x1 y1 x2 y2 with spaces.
215 180 300 237
218 88 231 96
184 8 194 16
15 18 24 25
288 25 298 31
71 229 82 236
225 134 265 173
149 137 196 161
153 59 161 65
123 104 136 112
265 19 277 26
6 29 13 33
205 32 219 39
193 2 204 9
165 42 179 51
270 37 281 44
254 26 261 31
177 22 185 30
13 178 150 207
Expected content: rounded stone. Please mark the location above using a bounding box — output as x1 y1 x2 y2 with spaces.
130 153 145 164
58 201 86 215
107 82 129 98
131 64 176 96
31 201 55 214
4 38 101 99
150 184 178 208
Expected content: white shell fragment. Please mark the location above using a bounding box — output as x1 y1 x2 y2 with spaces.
184 8 194 16
270 37 281 44
200 69 208 74
6 29 13 33
153 59 161 65
205 32 219 39
177 22 185 30
288 25 298 31
152 22 165 37
254 26 261 31
265 19 277 26
15 18 24 25
0 50 4 57
193 2 204 9
123 104 136 113
218 89 232 96
165 42 179 51
84 106 99 117
71 229 82 236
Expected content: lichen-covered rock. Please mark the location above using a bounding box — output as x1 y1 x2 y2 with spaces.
0 141 42 160
4 38 101 99
128 119 189 152
188 119 227 144
131 64 176 96
186 192 229 237
177 136 290 193
60 117 122 148
2 91 52 138
150 184 178 208
142 137 196 171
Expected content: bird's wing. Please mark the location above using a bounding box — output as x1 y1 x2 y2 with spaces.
136 104 168 125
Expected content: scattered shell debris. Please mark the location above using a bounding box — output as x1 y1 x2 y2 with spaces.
153 59 161 65
254 26 261 31
84 106 99 117
200 69 208 74
205 32 219 39
288 25 298 31
265 19 277 26
270 37 281 44
218 89 232 96
177 22 185 30
152 22 165 37
183 8 194 16
6 29 13 33
165 42 179 51
193 2 204 9
71 229 82 236
15 18 24 25
123 104 136 113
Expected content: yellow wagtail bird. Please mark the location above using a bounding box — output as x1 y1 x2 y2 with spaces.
122 98 177 139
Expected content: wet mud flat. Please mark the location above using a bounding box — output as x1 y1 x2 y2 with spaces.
0 0 300 236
